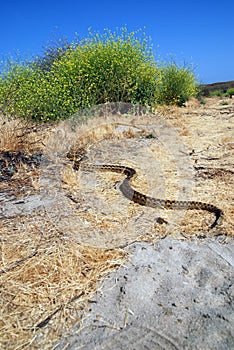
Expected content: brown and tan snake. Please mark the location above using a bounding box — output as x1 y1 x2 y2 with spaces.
67 148 223 229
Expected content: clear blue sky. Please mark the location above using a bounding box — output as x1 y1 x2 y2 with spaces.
1 0 233 84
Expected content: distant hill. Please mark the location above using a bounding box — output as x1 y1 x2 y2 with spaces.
199 80 234 96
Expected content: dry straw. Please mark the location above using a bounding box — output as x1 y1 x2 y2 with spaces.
0 219 125 349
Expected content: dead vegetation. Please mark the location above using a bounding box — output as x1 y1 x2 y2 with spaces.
0 98 233 349
0 218 125 349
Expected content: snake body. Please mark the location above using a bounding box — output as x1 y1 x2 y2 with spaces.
67 149 223 229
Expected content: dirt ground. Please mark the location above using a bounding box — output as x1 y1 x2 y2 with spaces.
0 97 233 349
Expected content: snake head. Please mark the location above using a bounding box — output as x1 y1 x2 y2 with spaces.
67 147 87 162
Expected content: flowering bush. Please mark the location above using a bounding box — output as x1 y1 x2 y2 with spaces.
155 63 197 106
0 28 197 121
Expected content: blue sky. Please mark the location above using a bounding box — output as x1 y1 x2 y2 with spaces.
1 0 233 84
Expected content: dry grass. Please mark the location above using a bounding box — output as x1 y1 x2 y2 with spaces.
0 99 233 348
0 114 45 152
0 113 134 349
0 218 125 349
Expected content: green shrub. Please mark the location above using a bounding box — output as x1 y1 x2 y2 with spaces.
155 62 197 106
0 28 161 121
225 88 234 98
207 88 234 98
209 89 224 97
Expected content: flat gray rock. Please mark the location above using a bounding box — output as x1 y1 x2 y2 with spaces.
0 193 55 219
57 237 234 350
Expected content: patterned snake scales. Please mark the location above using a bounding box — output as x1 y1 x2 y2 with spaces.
67 148 223 229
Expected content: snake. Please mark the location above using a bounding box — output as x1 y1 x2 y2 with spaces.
67 148 223 229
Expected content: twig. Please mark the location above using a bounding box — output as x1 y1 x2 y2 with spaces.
34 291 85 330
0 249 39 274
